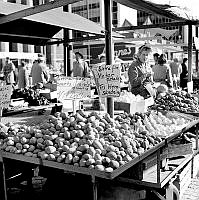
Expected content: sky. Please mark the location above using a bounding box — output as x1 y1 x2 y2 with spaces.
149 0 199 17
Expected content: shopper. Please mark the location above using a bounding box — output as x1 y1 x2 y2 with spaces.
2 57 16 85
153 53 159 65
152 54 173 87
72 52 90 78
128 44 155 98
17 61 29 89
30 55 49 85
169 58 182 87
180 58 188 89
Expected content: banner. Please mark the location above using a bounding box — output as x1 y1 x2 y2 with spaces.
92 63 121 97
57 77 91 101
0 85 12 108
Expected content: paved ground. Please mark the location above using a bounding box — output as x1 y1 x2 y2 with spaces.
181 178 199 200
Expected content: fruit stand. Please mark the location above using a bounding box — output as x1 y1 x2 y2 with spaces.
0 109 199 200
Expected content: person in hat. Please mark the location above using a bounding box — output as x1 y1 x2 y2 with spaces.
128 44 155 98
72 52 90 77
2 57 16 85
30 55 49 85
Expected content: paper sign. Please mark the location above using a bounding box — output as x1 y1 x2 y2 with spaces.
0 85 12 108
187 81 193 93
194 37 199 50
92 63 121 97
57 77 91 101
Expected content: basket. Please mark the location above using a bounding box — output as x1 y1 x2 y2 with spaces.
167 142 193 158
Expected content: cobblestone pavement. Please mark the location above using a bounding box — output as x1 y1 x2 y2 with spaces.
181 178 199 200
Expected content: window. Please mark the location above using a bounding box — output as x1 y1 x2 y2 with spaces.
7 0 16 3
9 43 17 52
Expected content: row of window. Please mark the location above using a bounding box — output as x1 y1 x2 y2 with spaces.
72 2 100 13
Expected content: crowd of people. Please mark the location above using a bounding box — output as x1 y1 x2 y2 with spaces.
128 44 189 98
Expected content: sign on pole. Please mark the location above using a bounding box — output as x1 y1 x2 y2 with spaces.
92 63 121 97
57 77 91 101
0 85 12 108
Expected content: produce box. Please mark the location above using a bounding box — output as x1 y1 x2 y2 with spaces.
40 91 57 100
114 102 130 113
167 142 193 158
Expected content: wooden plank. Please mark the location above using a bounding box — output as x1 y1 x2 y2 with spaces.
188 24 193 82
0 0 82 25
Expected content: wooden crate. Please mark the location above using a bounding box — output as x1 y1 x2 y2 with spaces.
167 143 193 158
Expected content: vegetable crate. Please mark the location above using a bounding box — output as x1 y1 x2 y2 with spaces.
167 142 193 159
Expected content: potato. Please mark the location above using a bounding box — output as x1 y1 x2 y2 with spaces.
73 156 80 163
95 149 102 155
22 149 28 154
28 145 35 152
47 154 56 161
106 151 117 160
70 142 79 148
95 165 105 171
73 151 81 157
76 130 84 138
68 147 77 154
62 145 70 152
105 167 114 173
23 144 30 149
124 155 132 162
57 154 66 162
87 147 96 157
107 145 116 152
79 158 86 167
35 132 43 138
110 160 120 169
15 149 22 154
29 137 37 144
86 158 95 166
45 140 54 146
37 138 44 144
82 153 92 160
7 139 14 146
94 153 102 161
20 137 28 144
93 140 104 151
53 151 60 158
45 146 56 154
77 144 89 152
65 154 73 164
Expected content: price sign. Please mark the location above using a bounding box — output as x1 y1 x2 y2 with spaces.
57 77 91 101
92 63 121 97
0 85 12 108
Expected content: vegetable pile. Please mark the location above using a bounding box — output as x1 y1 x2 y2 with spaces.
152 90 199 113
0 110 193 173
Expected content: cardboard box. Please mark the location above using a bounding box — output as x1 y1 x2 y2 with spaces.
114 102 130 113
40 91 57 100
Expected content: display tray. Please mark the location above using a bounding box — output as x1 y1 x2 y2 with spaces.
1 141 165 180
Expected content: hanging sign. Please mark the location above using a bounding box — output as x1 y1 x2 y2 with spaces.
194 37 199 50
92 63 121 97
0 85 12 108
57 77 91 101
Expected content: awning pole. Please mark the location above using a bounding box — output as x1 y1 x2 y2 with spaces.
63 5 73 77
196 26 198 72
104 0 114 118
188 24 193 82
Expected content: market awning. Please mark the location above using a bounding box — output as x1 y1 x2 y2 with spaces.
0 1 110 45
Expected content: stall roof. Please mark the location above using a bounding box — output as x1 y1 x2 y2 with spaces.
0 1 111 45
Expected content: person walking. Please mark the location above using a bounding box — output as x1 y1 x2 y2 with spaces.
128 44 155 98
169 58 182 88
30 55 49 85
2 57 16 85
72 52 90 78
17 61 29 89
152 54 173 88
180 58 188 89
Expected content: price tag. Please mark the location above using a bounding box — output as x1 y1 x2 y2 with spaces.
0 85 12 108
92 63 121 97
57 77 91 101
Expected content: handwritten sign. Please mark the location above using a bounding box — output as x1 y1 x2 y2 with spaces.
57 77 91 101
92 63 121 97
0 85 12 108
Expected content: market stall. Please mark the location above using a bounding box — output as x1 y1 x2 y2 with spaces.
1 1 199 200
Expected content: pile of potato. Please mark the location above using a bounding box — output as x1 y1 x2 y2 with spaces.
0 111 163 173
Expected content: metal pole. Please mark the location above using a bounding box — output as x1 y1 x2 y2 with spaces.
196 26 198 72
63 5 73 77
188 24 193 82
104 0 114 118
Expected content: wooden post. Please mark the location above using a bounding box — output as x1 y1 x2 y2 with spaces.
157 149 161 184
104 0 114 118
0 154 7 200
63 5 73 77
188 24 193 82
196 26 199 72
92 176 97 200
